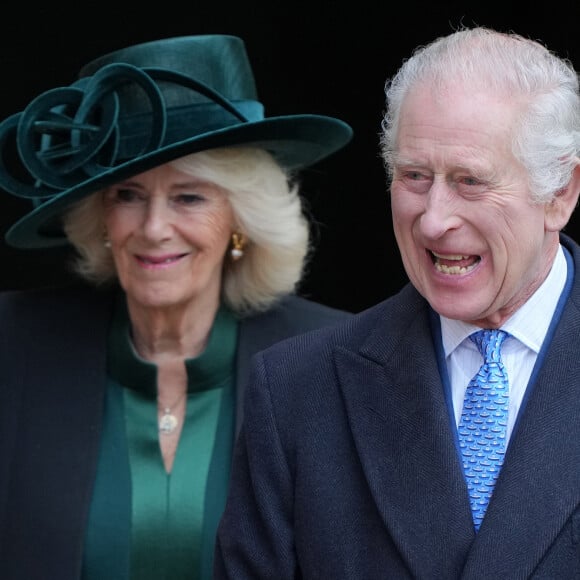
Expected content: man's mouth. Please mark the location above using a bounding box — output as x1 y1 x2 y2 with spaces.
430 251 480 275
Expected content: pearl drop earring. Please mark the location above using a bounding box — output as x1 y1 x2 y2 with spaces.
230 233 246 260
103 227 111 249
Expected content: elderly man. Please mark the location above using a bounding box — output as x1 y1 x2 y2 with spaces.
215 26 580 579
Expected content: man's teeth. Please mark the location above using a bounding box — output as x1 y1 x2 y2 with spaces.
431 252 477 275
435 263 473 274
432 252 468 260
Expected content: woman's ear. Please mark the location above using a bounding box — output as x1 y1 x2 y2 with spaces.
545 160 580 232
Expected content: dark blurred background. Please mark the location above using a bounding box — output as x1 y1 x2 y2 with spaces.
1 1 578 312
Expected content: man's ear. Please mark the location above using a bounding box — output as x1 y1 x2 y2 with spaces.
545 160 580 232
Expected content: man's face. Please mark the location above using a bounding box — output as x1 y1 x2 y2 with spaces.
390 84 560 328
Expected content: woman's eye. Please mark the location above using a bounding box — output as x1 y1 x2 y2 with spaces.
176 193 204 205
103 188 141 204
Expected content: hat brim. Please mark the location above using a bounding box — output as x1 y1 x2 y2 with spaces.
5 114 352 249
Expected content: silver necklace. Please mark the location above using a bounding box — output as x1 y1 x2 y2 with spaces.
158 395 186 435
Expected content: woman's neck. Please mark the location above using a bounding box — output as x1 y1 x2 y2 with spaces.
127 295 221 363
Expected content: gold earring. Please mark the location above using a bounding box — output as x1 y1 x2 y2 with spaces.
230 233 246 261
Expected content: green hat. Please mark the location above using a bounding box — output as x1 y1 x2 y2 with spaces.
0 35 353 248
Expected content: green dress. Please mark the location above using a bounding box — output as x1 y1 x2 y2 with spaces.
82 293 238 580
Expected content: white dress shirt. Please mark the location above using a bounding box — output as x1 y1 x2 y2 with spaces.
441 245 567 444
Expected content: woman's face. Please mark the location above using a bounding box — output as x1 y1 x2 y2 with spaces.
102 163 235 311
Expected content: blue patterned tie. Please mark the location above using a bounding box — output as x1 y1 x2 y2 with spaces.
458 329 509 531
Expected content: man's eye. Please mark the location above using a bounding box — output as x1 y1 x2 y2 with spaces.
397 169 428 181
460 176 481 186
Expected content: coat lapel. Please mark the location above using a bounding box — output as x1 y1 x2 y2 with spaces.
335 288 475 578
0 286 114 580
461 275 580 577
236 296 351 435
335 239 580 578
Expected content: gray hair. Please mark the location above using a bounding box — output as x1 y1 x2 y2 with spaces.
380 26 580 202
63 147 310 315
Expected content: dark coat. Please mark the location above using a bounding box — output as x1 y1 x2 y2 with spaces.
0 284 351 580
215 234 580 579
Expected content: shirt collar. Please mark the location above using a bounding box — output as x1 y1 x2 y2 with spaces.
440 244 567 357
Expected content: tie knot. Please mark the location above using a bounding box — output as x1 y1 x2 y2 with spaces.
470 329 508 363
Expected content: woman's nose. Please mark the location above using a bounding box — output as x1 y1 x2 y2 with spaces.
141 199 173 241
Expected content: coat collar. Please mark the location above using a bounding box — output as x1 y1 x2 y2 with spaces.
335 289 475 577
334 237 580 578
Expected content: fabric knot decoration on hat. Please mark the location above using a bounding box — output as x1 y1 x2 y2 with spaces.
0 35 353 248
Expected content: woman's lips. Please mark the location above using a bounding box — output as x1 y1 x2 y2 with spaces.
136 253 188 266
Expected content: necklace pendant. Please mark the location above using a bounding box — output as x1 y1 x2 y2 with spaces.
159 408 178 435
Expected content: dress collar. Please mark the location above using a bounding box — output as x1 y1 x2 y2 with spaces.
440 244 567 357
107 290 239 396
